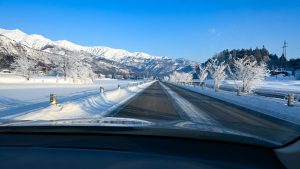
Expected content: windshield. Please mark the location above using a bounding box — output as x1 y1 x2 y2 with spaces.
0 0 299 148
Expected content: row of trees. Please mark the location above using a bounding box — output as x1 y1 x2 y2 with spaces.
12 55 95 83
166 56 269 94
211 47 270 64
268 54 300 71
212 47 300 71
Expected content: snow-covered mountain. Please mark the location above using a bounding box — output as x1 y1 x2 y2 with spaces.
0 28 197 75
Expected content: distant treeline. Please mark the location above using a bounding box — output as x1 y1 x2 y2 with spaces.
204 47 300 71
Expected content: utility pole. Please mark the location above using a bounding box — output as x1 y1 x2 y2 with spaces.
282 40 288 70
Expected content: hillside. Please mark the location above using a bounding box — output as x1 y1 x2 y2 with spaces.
0 28 197 76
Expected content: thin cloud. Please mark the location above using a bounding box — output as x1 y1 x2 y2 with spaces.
208 28 221 37
208 28 216 34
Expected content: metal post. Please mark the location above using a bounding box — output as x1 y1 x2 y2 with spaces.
215 87 218 92
200 82 204 89
237 87 241 96
50 94 57 105
100 86 104 94
288 93 295 106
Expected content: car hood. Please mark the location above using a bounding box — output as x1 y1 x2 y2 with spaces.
0 117 290 147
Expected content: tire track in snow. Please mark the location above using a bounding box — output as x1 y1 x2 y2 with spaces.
160 82 219 126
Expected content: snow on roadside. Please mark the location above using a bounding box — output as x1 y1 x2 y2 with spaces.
169 82 300 125
206 77 300 95
0 79 143 111
2 81 155 121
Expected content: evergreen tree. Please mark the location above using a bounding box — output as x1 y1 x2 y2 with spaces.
279 53 287 70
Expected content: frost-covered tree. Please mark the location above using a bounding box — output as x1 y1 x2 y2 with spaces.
169 71 181 83
198 65 209 84
12 57 37 80
53 54 78 80
228 57 269 93
163 76 170 81
180 72 193 84
53 54 95 83
207 59 227 91
169 71 193 83
76 62 95 83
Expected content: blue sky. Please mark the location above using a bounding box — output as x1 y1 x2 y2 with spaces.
0 0 299 62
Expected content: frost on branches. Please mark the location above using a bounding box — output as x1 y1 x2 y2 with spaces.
207 59 227 91
228 57 269 93
53 54 95 83
169 71 182 83
76 62 95 83
169 71 193 84
163 76 170 81
181 72 193 84
12 56 37 80
198 65 209 84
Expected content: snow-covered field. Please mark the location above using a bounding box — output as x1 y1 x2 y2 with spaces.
0 78 137 102
1 81 154 121
170 82 300 125
0 74 152 120
205 76 300 96
0 73 93 84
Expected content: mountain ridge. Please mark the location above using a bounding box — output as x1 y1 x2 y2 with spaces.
0 28 197 76
0 28 164 60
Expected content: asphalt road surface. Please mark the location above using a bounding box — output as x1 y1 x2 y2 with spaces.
113 81 300 144
114 81 182 122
